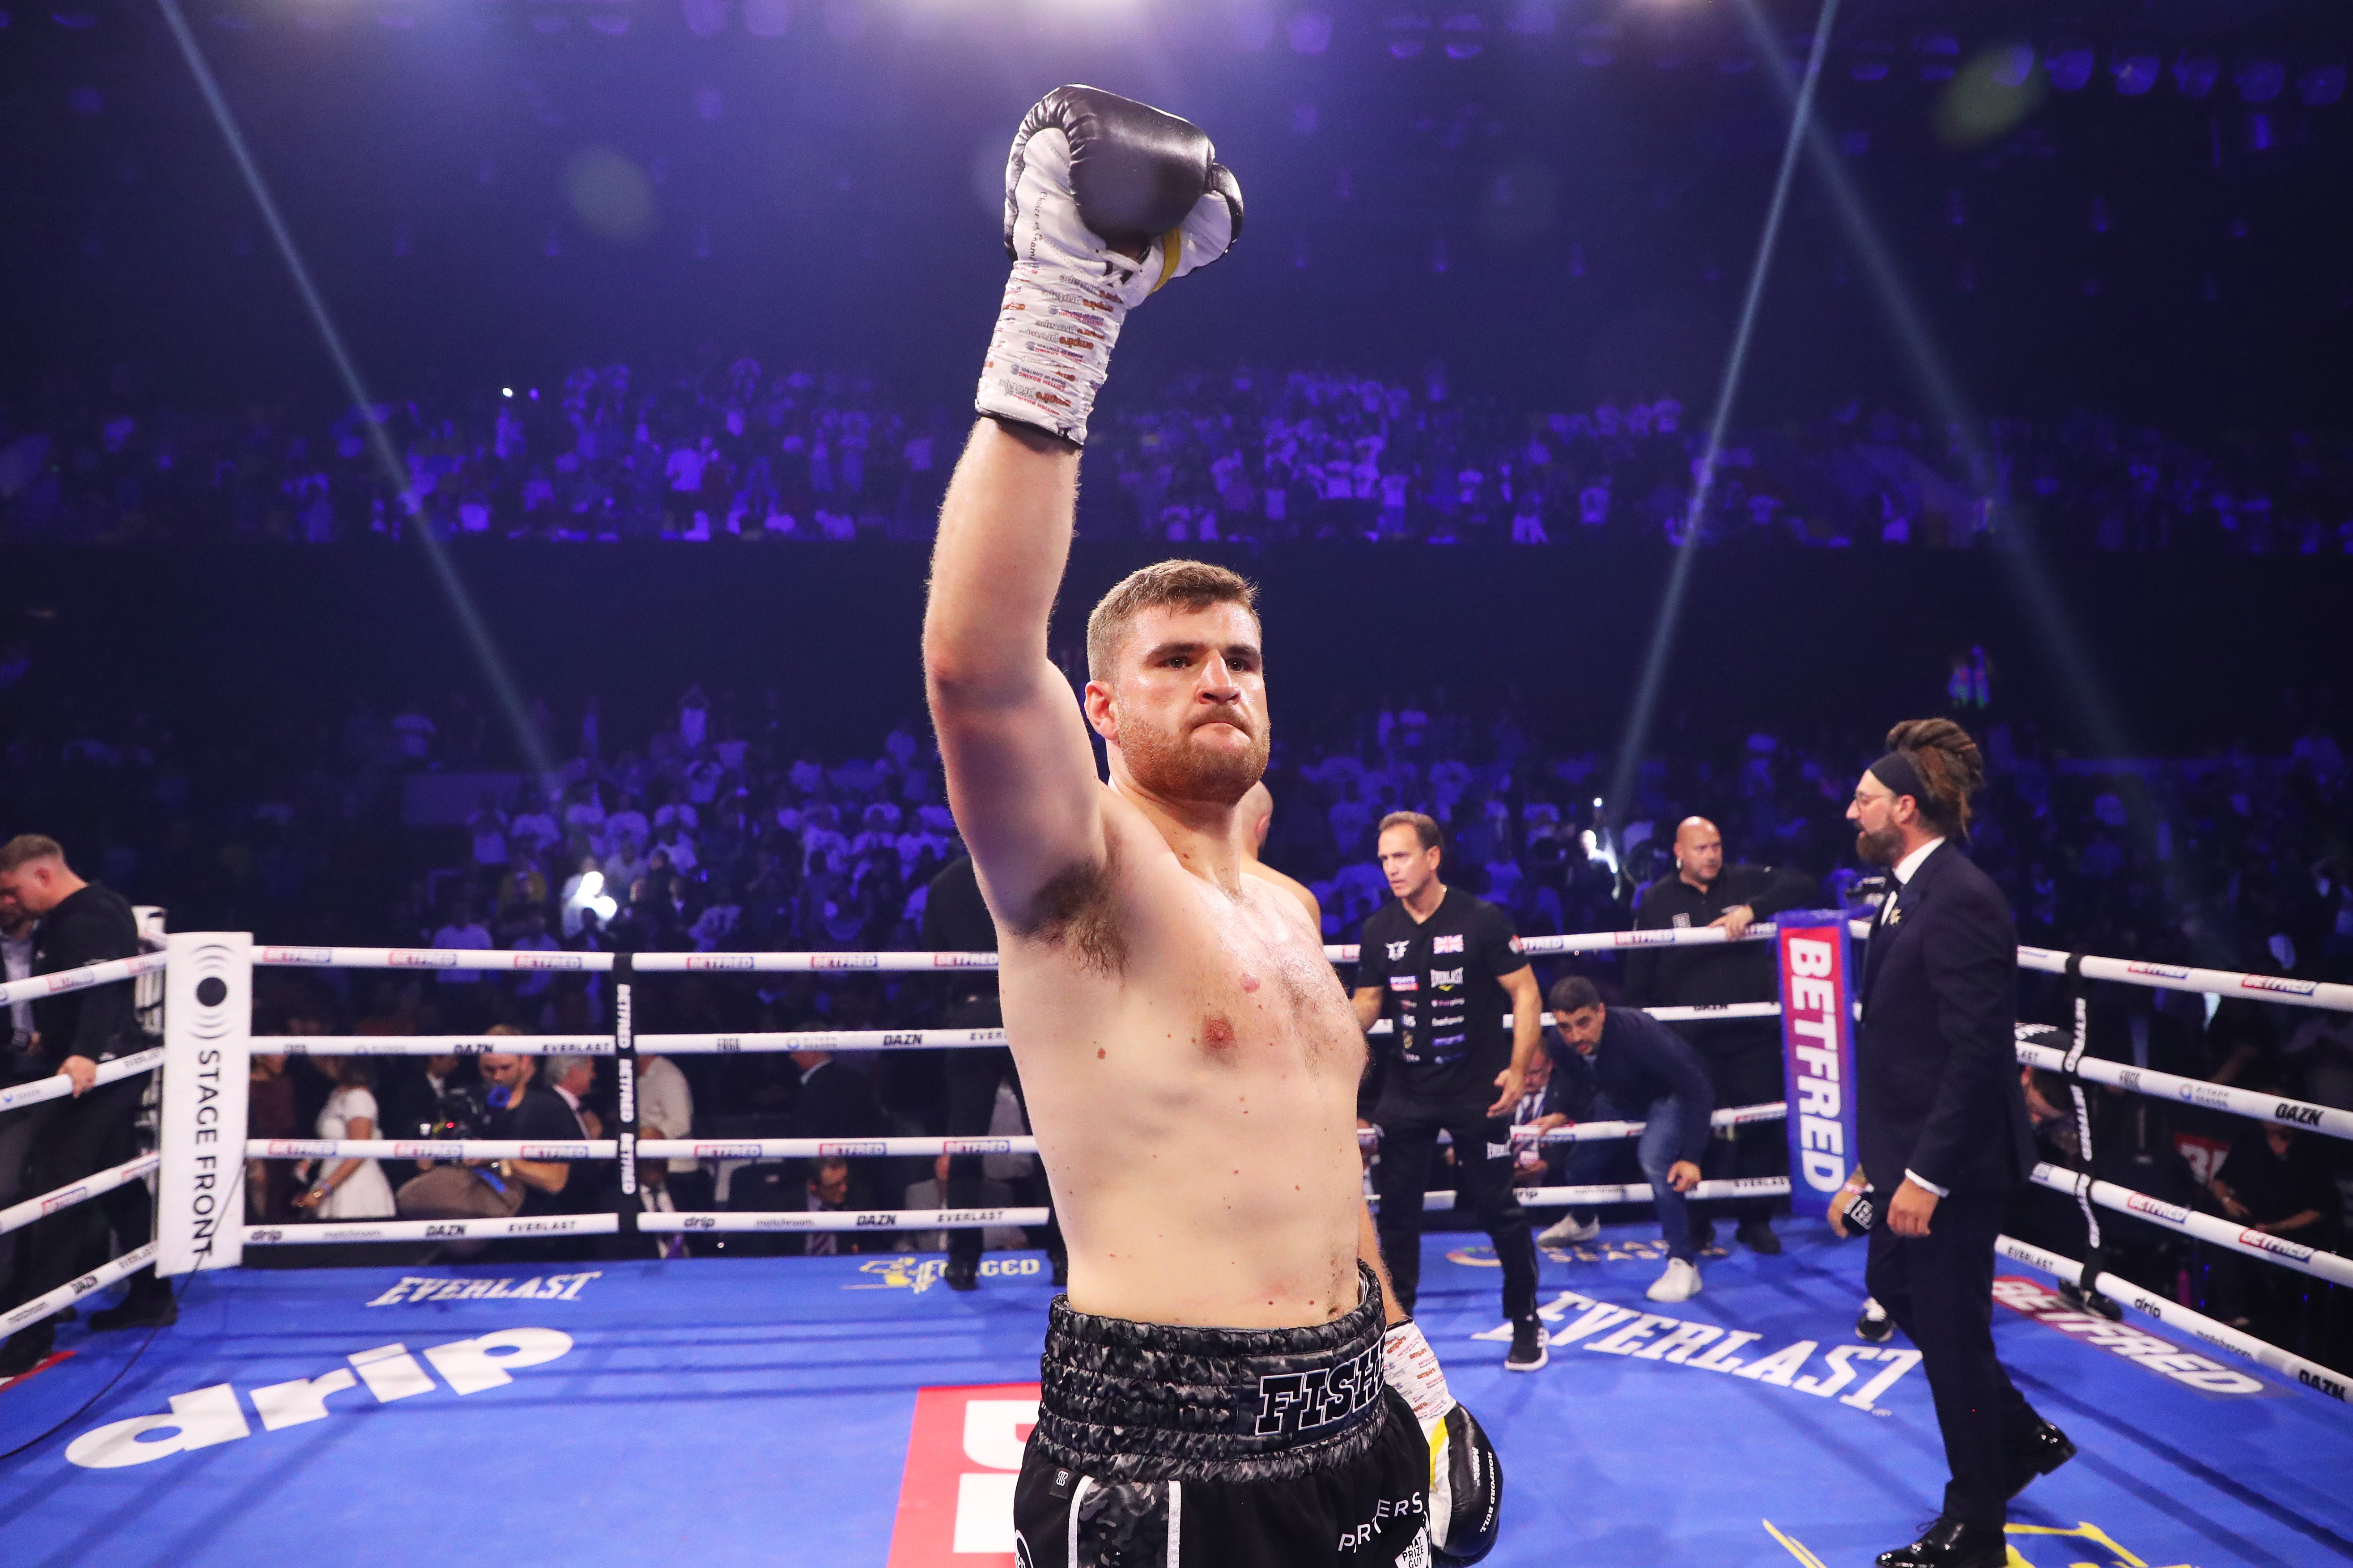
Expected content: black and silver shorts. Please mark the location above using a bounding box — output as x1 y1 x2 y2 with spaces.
1014 1264 1433 1568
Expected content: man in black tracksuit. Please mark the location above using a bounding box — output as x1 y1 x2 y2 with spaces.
1624 817 1815 1254
0 835 167 1377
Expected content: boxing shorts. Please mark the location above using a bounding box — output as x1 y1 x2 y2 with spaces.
1014 1263 1433 1568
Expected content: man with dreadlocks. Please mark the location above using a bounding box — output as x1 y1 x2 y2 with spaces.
1833 719 2075 1568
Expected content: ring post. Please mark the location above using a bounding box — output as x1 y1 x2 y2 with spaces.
615 954 637 1247
1774 911 1860 1220
157 932 253 1276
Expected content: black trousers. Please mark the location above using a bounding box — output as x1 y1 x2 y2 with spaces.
8 1075 160 1312
1372 1102 1538 1323
0 1098 57 1308
1864 1189 2042 1531
944 1047 1063 1270
1696 1034 1787 1222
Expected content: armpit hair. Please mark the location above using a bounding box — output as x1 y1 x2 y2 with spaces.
1018 835 1127 976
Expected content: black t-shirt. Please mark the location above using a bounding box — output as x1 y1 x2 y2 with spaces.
1359 888 1527 1112
30 882 143 1065
491 1080 592 1216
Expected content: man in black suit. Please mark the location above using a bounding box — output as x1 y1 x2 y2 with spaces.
1832 720 2074 1568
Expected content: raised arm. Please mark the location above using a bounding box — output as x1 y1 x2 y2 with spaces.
924 421 1107 929
924 88 1241 930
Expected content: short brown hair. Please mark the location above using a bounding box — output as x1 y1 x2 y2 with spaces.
1884 718 1986 842
1377 811 1441 853
1085 559 1259 683
0 835 65 874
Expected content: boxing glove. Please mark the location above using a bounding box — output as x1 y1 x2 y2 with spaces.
976 85 1244 446
1381 1317 1504 1564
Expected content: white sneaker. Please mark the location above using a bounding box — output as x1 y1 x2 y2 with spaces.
1538 1212 1599 1246
1646 1258 1702 1303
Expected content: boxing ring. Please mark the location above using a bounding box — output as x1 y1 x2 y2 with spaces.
1 924 2349 1568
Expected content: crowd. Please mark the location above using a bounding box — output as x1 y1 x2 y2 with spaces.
8 361 2353 552
2 674 2349 1364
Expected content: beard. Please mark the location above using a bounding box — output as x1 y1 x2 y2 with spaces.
1118 708 1270 807
1855 823 1905 867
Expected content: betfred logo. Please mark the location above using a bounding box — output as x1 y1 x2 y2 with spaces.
2241 975 2317 997
887 1383 1038 1566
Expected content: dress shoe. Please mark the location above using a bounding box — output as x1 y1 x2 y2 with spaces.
1874 1517 2008 1568
2006 1418 2077 1498
89 1283 178 1332
944 1258 979 1293
1735 1217 1782 1255
1690 1217 1717 1253
1856 1297 1894 1343
0 1322 57 1378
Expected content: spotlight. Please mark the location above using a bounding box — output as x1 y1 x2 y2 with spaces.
501 386 514 398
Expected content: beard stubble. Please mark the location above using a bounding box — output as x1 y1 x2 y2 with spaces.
1119 708 1270 807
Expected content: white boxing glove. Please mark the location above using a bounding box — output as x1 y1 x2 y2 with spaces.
1382 1318 1504 1565
977 85 1244 445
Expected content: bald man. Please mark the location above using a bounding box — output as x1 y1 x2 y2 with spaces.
1240 782 1323 931
1624 817 1816 1255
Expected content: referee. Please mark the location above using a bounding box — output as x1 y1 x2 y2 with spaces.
0 836 170 1378
1353 811 1548 1372
1834 722 2073 1568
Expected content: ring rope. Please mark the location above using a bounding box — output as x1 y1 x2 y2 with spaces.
2030 1163 2353 1290
1997 1232 2349 1404
0 1153 161 1238
2014 1026 2353 1142
0 1240 158 1339
0 1047 165 1115
0 950 169 1011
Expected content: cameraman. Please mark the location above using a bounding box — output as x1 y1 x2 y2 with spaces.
477 1051 590 1241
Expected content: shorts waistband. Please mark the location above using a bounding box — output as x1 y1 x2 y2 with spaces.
1032 1263 1390 1484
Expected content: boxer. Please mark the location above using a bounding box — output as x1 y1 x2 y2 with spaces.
924 87 1501 1567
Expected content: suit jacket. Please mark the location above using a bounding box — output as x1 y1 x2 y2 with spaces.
788 1060 886 1141
1856 841 2034 1196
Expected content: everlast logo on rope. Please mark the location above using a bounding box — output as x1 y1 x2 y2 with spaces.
1253 1343 1382 1437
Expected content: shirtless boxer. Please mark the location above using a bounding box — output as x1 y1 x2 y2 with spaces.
924 88 1501 1568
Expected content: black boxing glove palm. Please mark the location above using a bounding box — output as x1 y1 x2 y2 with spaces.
977 85 1243 445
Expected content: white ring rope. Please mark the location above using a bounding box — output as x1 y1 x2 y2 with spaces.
1996 1233 2349 1404
2020 945 2353 1016
243 1214 620 1245
2030 1162 2353 1290
0 950 169 1010
236 1208 1042 1244
252 1110 1801 1164
1383 1176 1793 1212
0 1047 165 1116
0 1153 160 1237
0 1240 157 1338
2015 1026 2353 1143
637 1207 1051 1235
